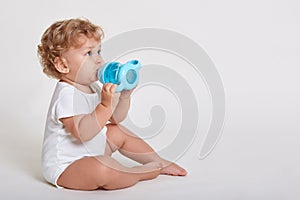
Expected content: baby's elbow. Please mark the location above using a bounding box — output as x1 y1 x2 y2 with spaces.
78 135 92 142
73 133 92 142
109 117 124 125
74 127 107 142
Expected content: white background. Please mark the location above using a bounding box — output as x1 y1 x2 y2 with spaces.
0 0 299 199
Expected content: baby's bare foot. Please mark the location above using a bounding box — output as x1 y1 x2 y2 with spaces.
160 161 187 176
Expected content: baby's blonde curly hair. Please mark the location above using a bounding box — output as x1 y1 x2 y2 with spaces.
37 18 104 79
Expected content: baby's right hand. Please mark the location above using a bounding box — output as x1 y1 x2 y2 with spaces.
101 83 117 108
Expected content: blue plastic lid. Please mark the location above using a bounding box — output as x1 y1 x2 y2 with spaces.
97 60 141 92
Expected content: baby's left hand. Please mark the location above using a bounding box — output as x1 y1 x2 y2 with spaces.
120 87 135 99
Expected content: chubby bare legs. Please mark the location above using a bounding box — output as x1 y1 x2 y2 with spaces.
105 124 187 176
57 156 162 190
57 123 187 190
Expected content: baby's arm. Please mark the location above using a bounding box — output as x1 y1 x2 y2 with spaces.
60 83 117 141
109 89 134 124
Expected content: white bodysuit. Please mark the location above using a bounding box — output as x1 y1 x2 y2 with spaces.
41 81 107 188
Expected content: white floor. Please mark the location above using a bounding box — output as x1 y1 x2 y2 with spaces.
1 118 299 200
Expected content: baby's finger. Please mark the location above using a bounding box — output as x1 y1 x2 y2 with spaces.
110 84 117 93
103 83 113 92
103 83 117 94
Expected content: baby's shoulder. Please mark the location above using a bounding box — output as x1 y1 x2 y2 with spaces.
52 81 75 99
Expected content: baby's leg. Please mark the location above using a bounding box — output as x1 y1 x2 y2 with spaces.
106 124 187 176
57 155 161 190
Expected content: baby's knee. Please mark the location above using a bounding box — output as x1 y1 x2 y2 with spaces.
106 124 125 144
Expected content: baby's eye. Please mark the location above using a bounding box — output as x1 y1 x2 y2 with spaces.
85 51 92 56
97 49 101 55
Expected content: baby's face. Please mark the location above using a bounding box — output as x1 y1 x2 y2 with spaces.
61 36 104 86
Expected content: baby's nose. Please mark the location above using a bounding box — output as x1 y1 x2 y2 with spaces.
95 55 104 65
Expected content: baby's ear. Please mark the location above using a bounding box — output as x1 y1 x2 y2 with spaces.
54 57 70 74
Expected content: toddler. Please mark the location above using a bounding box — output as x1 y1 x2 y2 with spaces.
37 18 187 190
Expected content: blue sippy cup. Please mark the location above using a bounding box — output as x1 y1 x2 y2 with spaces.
97 60 142 93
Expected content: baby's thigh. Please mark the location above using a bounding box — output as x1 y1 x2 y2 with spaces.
57 156 109 190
